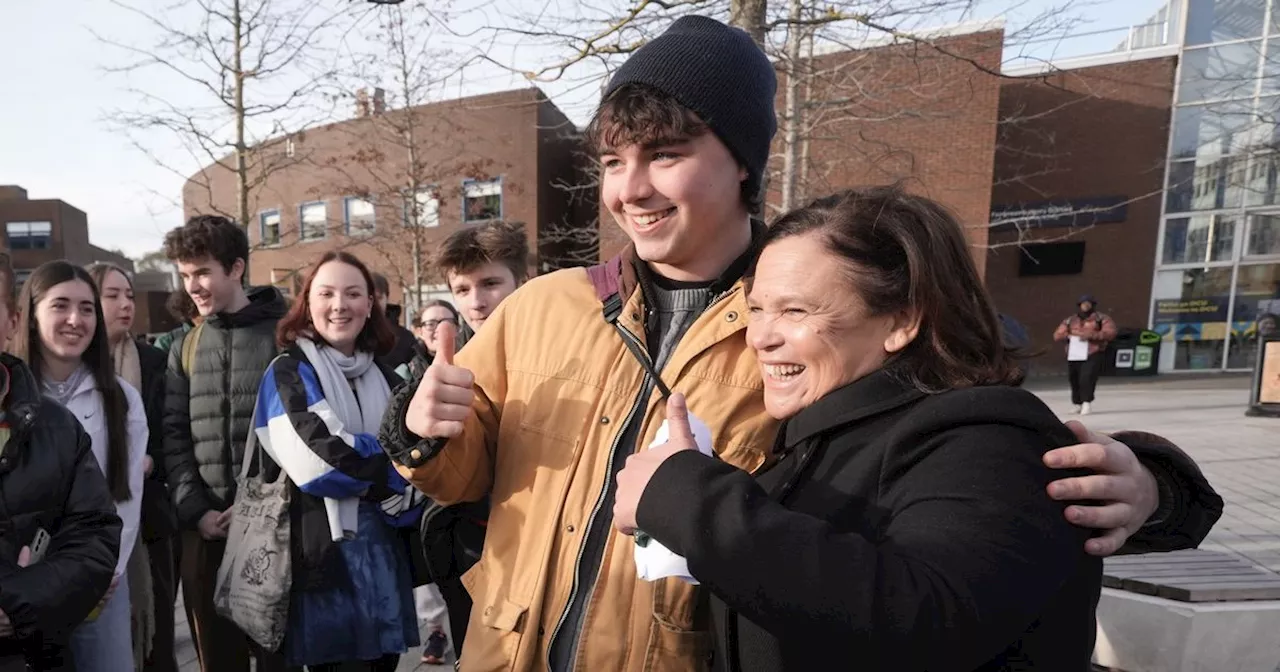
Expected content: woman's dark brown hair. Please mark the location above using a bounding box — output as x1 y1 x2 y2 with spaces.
276 251 396 355
749 185 1023 393
8 261 133 501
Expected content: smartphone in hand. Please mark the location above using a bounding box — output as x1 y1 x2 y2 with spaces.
26 528 49 565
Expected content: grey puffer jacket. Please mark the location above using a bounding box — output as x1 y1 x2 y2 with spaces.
162 286 287 528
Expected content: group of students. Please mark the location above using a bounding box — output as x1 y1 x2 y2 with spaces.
0 213 531 671
0 13 1230 672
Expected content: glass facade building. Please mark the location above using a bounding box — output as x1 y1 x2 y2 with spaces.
1153 0 1280 371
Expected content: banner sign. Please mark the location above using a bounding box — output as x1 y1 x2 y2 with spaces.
990 196 1129 230
1153 296 1231 324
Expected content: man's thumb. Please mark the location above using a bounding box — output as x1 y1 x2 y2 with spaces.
435 321 457 366
666 392 694 443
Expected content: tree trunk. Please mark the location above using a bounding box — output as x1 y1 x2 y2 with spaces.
779 0 803 212
729 0 767 47
233 0 250 283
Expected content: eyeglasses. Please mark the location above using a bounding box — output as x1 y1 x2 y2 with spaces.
421 318 458 330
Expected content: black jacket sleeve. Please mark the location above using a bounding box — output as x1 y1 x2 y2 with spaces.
378 375 447 470
1115 430 1224 554
161 334 213 528
637 425 1097 671
0 426 121 639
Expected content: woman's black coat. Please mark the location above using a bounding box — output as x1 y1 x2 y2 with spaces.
0 354 121 659
637 370 1104 672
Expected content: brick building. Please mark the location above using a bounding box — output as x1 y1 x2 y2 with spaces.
0 185 135 285
183 88 595 313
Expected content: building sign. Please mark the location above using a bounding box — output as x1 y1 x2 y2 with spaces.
990 196 1129 230
1153 296 1231 324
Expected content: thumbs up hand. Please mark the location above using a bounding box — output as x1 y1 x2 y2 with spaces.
614 393 698 536
406 321 476 441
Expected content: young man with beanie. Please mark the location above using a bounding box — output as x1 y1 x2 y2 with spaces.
381 15 1220 671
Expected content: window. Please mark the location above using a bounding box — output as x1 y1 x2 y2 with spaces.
1017 242 1086 276
1162 214 1238 264
1152 266 1235 370
1166 157 1248 212
462 178 502 223
1171 101 1268 160
6 221 52 250
1178 41 1265 104
1247 212 1280 255
1184 0 1265 46
344 197 375 236
1228 262 1280 367
270 268 298 297
259 210 281 247
299 202 327 241
406 188 440 228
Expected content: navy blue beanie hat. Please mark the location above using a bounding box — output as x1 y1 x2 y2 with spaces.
603 15 778 198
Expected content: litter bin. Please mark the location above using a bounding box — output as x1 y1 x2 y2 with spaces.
1246 332 1280 418
1103 328 1161 377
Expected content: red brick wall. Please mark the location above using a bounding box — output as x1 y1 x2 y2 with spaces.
182 88 577 306
597 29 1007 273
987 56 1176 373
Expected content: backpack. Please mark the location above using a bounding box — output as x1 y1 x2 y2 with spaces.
180 322 206 378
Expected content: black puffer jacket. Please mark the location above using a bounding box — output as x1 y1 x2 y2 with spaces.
136 338 177 542
162 287 287 528
0 354 121 652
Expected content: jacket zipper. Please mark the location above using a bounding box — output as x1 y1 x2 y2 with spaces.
547 287 739 669
546 367 654 669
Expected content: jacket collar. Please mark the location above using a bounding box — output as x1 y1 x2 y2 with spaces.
783 368 927 449
610 218 767 305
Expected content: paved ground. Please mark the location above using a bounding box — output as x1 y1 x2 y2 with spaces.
173 372 1278 670
1028 372 1280 572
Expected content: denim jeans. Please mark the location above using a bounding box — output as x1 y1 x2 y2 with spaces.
69 573 133 671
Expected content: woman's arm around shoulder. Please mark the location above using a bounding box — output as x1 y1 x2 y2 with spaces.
637 389 1098 669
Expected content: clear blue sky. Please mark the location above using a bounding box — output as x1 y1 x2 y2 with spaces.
0 0 1169 259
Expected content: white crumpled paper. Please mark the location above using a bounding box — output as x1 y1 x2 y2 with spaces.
633 409 714 584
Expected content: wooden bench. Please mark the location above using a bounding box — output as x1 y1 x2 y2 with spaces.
1093 549 1280 672
1102 549 1280 602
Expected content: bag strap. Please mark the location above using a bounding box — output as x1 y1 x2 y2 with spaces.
239 355 288 485
584 260 672 400
181 321 206 379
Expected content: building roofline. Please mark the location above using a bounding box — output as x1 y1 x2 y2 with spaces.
805 17 1007 59
1002 43 1180 77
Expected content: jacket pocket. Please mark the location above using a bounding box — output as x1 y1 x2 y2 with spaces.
459 560 529 672
643 613 714 672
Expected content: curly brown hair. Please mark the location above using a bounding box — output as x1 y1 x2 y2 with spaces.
275 251 397 356
163 214 250 275
434 221 529 282
585 83 761 215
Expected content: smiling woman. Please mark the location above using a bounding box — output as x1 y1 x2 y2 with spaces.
6 260 149 672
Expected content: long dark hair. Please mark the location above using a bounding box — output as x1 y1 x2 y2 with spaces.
749 185 1023 393
275 251 396 355
9 261 132 501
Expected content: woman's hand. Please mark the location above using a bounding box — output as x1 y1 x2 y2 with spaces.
614 393 697 536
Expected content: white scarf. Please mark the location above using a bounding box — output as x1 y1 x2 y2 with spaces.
296 337 392 540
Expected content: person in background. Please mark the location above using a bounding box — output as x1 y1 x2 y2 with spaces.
435 221 528 350
405 300 459 382
1054 294 1117 415
9 261 148 672
161 215 289 672
152 289 199 355
372 273 418 375
255 251 423 671
0 254 121 672
88 263 179 672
